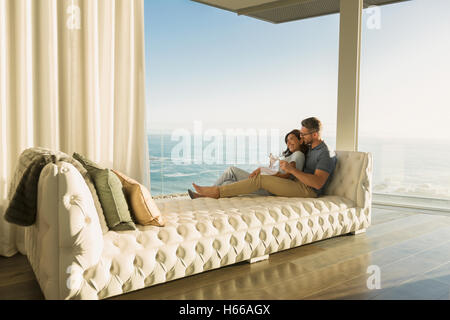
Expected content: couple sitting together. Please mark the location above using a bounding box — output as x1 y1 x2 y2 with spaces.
188 117 337 199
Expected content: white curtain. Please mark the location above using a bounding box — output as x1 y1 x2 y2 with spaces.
0 0 149 257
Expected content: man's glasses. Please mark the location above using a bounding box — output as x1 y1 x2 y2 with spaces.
299 130 317 137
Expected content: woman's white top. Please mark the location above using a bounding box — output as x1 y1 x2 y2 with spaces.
279 151 306 178
260 151 305 178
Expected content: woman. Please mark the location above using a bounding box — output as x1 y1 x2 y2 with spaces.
188 129 308 199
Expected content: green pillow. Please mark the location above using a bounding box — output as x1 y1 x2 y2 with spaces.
73 153 136 231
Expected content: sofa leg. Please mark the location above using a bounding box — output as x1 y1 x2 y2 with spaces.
350 228 366 235
247 255 269 264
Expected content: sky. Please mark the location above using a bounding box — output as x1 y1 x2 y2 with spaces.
144 0 450 141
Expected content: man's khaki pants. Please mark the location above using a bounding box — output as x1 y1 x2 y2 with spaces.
218 174 317 198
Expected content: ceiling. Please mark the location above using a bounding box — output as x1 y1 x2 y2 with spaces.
191 0 411 23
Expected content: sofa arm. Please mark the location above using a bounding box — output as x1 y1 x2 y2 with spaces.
25 162 103 300
354 152 373 210
325 151 373 209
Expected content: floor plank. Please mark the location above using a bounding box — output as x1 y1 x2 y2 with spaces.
302 235 450 300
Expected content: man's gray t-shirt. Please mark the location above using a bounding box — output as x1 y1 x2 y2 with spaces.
303 141 337 196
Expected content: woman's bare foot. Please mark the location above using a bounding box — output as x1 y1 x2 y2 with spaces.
192 183 220 199
188 189 204 199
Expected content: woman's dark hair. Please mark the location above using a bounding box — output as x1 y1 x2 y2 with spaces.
282 129 309 157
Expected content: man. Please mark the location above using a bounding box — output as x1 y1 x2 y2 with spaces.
192 117 337 199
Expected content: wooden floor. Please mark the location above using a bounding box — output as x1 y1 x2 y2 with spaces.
1 205 449 300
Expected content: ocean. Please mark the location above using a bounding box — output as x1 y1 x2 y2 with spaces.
148 134 450 200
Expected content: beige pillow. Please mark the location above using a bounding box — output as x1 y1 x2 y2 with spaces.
112 170 165 227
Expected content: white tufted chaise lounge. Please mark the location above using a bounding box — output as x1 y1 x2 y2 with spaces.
24 151 373 299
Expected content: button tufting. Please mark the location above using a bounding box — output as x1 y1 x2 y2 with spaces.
229 235 238 246
227 217 236 229
167 269 176 280
85 217 91 225
109 261 119 276
212 220 222 230
203 260 212 270
213 240 221 250
157 230 169 242
133 256 142 268
291 206 301 215
176 247 186 259
195 243 204 254
185 265 195 275
176 226 186 236
272 228 279 237
196 223 206 233
156 251 166 263
122 282 131 292
255 212 265 223
83 268 92 280
268 209 278 220
144 274 155 286
259 230 266 241
136 235 145 245
281 207 290 217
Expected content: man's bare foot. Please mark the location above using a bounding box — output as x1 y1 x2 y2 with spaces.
192 183 212 194
192 183 219 199
192 183 203 193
